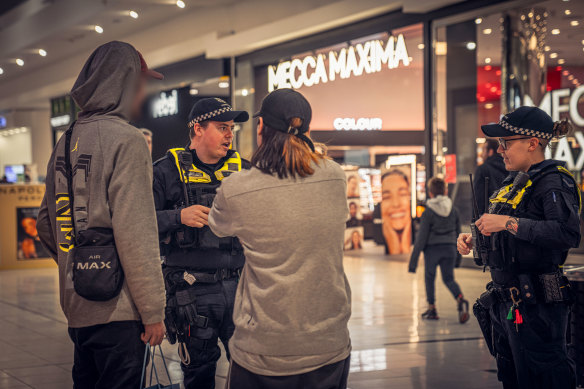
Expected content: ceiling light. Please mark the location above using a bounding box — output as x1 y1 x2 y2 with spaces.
241 89 249 96
569 75 574 80
544 45 551 51
94 25 103 33
0 67 3 75
483 28 492 35
570 20 579 27
558 59 565 64
218 81 229 89
550 52 558 58
38 49 47 57
466 42 476 50
129 10 138 19
551 28 560 35
485 57 492 64
189 88 199 95
417 43 424 50
565 9 572 15
563 70 569 76
176 0 185 8
16 58 24 66
475 18 482 24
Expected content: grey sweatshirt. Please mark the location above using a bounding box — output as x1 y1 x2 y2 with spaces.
37 41 165 328
208 159 352 375
408 195 461 272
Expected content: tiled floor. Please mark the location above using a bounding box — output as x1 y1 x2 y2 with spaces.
0 245 502 389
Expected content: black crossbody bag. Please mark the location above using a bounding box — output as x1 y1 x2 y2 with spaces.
65 123 124 301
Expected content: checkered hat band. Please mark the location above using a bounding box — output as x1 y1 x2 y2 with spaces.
188 107 233 128
498 119 553 140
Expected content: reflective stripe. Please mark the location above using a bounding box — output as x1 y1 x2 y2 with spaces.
168 148 242 184
490 180 533 209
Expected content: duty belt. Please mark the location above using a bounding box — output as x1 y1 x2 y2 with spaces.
182 268 241 284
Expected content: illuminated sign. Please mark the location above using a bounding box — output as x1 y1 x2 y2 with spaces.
525 86 584 169
152 89 178 118
50 114 71 128
333 117 382 130
0 116 6 129
268 34 410 92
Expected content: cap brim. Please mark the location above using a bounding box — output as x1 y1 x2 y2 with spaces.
481 123 514 138
144 69 164 80
213 110 249 123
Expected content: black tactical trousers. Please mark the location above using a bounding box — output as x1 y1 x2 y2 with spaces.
181 279 237 389
68 320 146 389
490 300 576 389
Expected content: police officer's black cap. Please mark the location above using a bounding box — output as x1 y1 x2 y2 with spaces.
187 98 249 129
481 106 554 140
253 89 312 135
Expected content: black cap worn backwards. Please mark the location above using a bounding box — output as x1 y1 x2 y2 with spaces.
253 88 315 151
187 98 249 129
481 106 554 140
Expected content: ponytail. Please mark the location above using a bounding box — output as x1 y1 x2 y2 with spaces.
552 119 572 138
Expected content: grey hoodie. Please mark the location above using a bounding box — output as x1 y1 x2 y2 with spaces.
37 41 165 328
408 195 460 272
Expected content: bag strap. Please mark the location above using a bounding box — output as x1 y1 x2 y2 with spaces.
140 343 150 389
141 343 174 388
64 122 78 245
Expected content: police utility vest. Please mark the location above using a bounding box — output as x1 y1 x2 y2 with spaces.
486 162 581 279
166 148 244 268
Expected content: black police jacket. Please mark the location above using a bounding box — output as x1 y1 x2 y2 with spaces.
153 147 251 270
489 159 581 285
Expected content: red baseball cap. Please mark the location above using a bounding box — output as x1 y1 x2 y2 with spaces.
137 51 163 80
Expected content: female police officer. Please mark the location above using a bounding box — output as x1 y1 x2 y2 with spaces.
457 106 581 389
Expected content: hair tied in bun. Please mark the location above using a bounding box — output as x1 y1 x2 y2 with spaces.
552 119 572 138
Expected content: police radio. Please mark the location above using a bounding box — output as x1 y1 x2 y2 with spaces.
175 150 197 248
469 174 489 268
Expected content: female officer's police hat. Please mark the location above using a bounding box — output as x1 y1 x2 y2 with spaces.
481 106 555 140
187 98 249 128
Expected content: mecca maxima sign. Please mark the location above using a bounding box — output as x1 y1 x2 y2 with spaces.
525 86 584 169
268 34 410 92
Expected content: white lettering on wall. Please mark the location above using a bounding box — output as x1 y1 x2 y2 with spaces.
333 118 383 131
268 34 410 92
152 90 178 118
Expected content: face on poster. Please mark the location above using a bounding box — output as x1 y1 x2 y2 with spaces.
17 207 49 260
344 226 364 251
381 156 416 255
346 172 360 199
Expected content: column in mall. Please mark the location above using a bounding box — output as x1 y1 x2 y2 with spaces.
234 59 255 159
445 20 478 222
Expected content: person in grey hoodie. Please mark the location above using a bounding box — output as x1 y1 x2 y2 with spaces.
408 177 469 323
208 89 352 389
36 41 166 389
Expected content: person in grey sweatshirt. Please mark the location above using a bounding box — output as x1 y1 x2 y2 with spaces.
208 89 352 389
408 177 469 323
36 41 166 388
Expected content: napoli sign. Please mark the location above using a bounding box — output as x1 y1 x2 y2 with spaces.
268 34 410 92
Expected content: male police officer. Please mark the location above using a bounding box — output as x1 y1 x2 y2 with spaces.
153 98 249 388
458 107 581 388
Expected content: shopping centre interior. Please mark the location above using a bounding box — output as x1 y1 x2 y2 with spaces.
1 0 584 388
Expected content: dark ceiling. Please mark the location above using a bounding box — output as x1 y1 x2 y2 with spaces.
0 0 26 17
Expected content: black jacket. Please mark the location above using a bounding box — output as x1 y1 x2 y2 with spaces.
474 154 507 215
153 147 251 270
489 159 581 285
408 196 461 272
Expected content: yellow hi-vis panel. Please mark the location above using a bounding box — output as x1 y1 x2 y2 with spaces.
169 148 242 184
490 166 582 212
